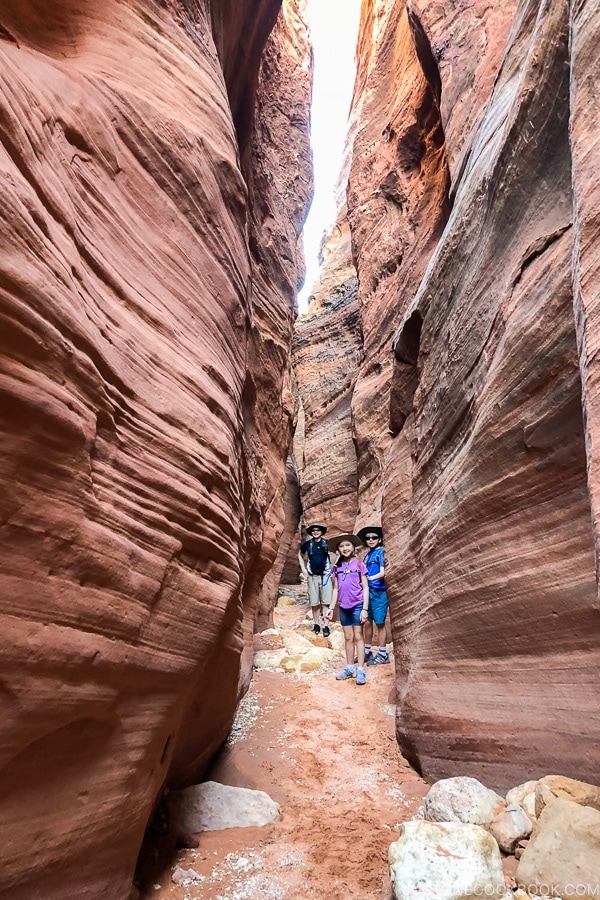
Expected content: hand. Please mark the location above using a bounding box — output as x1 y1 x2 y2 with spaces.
360 609 368 621
325 607 334 621
299 572 307 584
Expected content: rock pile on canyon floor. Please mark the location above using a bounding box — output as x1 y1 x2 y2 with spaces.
389 774 600 900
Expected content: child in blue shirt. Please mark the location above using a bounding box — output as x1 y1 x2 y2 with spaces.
357 526 389 665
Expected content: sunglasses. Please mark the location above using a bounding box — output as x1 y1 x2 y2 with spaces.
365 534 379 540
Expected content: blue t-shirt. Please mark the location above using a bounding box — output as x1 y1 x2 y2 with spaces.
365 546 385 588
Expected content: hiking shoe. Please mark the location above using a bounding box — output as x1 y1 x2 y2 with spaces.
335 665 356 680
322 625 330 638
367 652 390 666
364 649 374 663
355 667 367 685
312 623 321 634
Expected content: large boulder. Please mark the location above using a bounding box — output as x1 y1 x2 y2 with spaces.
168 781 281 837
534 775 600 817
516 797 600 898
424 777 505 828
388 820 506 900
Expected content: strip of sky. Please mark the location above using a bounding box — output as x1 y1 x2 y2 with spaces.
297 0 362 312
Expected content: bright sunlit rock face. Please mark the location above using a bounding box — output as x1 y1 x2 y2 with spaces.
0 0 311 895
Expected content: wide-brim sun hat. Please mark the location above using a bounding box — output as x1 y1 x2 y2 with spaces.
357 525 383 544
306 523 327 535
327 533 362 552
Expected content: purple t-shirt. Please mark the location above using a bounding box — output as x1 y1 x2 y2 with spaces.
332 560 367 609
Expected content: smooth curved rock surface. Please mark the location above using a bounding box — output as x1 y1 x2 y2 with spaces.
386 0 600 790
0 0 311 896
293 210 362 534
294 0 600 788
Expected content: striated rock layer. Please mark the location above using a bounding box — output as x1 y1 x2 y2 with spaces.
295 0 600 788
0 0 311 897
293 208 362 534
384 0 600 789
571 0 600 584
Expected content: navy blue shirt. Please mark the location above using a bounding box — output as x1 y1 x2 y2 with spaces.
300 538 330 575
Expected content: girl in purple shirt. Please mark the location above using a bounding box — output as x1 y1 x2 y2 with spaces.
325 533 369 685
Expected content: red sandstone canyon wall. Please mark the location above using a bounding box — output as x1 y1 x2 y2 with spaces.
386 0 600 790
293 204 362 535
0 0 311 896
570 0 600 586
295 0 600 788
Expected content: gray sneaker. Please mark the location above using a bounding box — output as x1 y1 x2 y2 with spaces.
367 652 390 666
355 667 367 685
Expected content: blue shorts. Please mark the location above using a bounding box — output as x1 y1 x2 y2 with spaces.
367 586 388 625
339 604 364 627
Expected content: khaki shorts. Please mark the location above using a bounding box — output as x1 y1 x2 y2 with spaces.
307 573 332 607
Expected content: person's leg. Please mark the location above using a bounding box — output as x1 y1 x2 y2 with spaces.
367 589 390 664
343 624 355 664
374 621 389 661
335 619 357 679
353 616 367 684
307 576 321 632
353 623 365 667
363 618 374 662
321 578 332 636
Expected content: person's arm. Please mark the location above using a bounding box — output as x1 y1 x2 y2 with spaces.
298 550 308 582
360 572 369 622
326 574 337 619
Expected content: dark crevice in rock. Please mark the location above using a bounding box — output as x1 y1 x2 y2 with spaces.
407 9 442 105
390 311 423 437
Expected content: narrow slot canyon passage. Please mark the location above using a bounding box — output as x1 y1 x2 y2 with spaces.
1 0 600 898
136 599 428 899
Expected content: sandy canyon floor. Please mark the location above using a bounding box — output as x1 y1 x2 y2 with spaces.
138 597 429 899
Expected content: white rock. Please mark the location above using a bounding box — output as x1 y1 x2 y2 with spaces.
388 820 506 900
253 648 287 670
328 630 346 652
254 629 336 672
259 628 279 636
168 781 280 836
516 797 600 899
424 777 505 828
171 867 203 886
281 631 317 654
280 646 336 672
506 780 538 818
490 803 533 853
